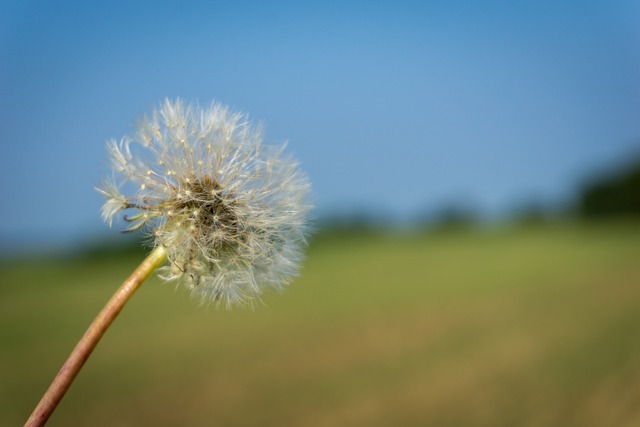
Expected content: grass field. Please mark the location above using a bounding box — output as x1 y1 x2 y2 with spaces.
2 223 640 426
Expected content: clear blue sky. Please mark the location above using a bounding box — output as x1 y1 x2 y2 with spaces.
1 0 639 250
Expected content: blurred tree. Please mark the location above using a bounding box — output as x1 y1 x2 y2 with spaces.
580 155 640 217
414 203 479 232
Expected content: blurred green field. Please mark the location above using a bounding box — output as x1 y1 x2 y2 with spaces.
2 223 640 426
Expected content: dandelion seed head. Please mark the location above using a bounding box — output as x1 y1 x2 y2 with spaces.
97 98 311 308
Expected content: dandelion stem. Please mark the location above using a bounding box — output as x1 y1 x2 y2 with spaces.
25 245 168 427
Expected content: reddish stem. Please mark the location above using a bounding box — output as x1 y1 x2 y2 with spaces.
25 246 168 427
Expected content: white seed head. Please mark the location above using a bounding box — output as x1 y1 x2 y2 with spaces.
97 98 311 308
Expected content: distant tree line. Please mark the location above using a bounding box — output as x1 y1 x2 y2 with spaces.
311 153 640 237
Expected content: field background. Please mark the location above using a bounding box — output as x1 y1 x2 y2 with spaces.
2 223 640 426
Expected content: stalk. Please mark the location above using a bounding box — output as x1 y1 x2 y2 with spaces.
25 246 168 427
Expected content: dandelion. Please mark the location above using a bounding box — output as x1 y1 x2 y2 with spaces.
101 98 310 307
26 99 311 426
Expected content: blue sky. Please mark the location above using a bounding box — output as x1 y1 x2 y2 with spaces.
1 0 640 249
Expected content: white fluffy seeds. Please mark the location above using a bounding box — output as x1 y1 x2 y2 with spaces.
97 99 311 308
